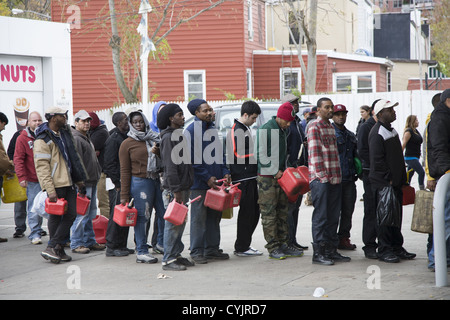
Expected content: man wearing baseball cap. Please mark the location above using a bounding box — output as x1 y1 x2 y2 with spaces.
331 104 358 251
256 102 303 260
368 99 416 263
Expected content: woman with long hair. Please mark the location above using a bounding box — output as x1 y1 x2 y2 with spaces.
402 115 425 190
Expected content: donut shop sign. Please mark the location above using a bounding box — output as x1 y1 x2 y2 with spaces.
0 55 43 92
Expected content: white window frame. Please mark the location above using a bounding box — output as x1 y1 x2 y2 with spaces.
184 70 206 100
246 68 252 98
332 71 376 94
280 67 301 97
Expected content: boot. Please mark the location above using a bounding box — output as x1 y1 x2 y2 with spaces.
55 244 72 262
41 246 61 264
312 242 334 266
325 243 351 262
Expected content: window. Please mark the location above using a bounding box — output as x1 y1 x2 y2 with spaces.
333 72 376 94
280 68 301 97
247 0 254 41
184 70 206 100
246 68 252 98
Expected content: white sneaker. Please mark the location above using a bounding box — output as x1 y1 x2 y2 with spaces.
31 238 42 245
234 247 263 257
136 253 158 264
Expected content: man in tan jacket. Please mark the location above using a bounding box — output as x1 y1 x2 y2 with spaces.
34 106 87 263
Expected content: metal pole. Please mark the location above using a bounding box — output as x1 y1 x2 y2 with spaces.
433 172 450 287
141 12 149 116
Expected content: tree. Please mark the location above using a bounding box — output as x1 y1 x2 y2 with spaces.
430 0 450 76
279 0 318 95
108 0 230 103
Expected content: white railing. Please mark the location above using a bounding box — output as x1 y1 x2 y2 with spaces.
433 172 450 287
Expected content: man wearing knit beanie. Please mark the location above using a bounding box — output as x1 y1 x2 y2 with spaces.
187 99 207 116
255 102 303 260
157 103 183 131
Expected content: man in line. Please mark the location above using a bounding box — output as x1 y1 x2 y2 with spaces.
104 111 132 257
368 99 416 263
426 89 450 271
34 106 87 263
228 100 263 257
307 97 350 265
70 110 104 254
256 102 304 260
357 99 379 259
0 112 15 243
331 104 358 250
14 111 44 244
185 99 231 264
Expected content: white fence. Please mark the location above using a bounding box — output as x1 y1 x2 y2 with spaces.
95 90 442 138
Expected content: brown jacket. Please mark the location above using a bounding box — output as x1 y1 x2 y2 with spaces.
0 133 14 176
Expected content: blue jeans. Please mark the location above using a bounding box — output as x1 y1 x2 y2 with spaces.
310 180 342 246
70 183 98 249
131 176 165 255
189 189 222 257
405 158 425 187
428 187 450 268
27 182 43 241
162 189 189 264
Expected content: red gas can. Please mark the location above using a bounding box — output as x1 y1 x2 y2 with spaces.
92 215 108 244
45 198 68 216
278 166 310 198
113 199 138 227
227 183 242 208
402 185 415 205
164 195 201 226
76 193 91 216
204 185 231 211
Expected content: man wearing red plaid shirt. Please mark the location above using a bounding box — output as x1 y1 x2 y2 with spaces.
307 97 350 265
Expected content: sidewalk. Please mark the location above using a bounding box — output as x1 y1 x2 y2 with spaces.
0 180 448 300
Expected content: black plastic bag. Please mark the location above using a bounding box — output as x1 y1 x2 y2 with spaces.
376 186 402 228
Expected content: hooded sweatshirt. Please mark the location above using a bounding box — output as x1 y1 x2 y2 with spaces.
14 127 38 183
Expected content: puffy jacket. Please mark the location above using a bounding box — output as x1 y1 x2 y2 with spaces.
34 123 87 195
14 127 38 183
427 102 450 180
71 127 101 184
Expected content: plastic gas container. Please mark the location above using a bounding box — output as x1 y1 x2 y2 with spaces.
92 215 108 244
76 193 91 216
113 199 138 227
278 166 310 198
227 183 242 208
164 195 201 226
45 198 68 216
204 185 231 211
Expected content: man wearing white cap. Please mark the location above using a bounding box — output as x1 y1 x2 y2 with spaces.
70 110 104 254
368 99 416 263
34 106 87 263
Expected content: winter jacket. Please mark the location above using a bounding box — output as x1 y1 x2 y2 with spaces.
427 102 450 180
357 116 376 171
228 119 257 182
103 129 128 189
71 127 101 184
333 123 358 182
0 133 14 176
185 117 230 190
14 127 38 183
160 127 194 193
34 123 87 195
89 124 109 169
368 120 406 189
256 116 288 176
287 115 308 167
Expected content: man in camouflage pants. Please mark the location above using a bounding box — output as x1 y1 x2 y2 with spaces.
256 102 304 260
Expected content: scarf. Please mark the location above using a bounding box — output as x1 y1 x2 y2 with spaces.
127 111 161 177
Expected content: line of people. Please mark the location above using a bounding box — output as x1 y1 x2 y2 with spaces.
0 89 448 272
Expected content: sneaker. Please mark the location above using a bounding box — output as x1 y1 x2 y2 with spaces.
136 253 158 264
281 244 304 257
176 256 195 267
72 246 90 254
55 244 72 262
191 255 208 264
234 247 263 257
89 243 106 251
41 247 61 264
162 261 187 271
205 251 229 260
105 247 129 257
269 248 286 260
13 231 25 238
31 238 42 245
153 243 164 254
